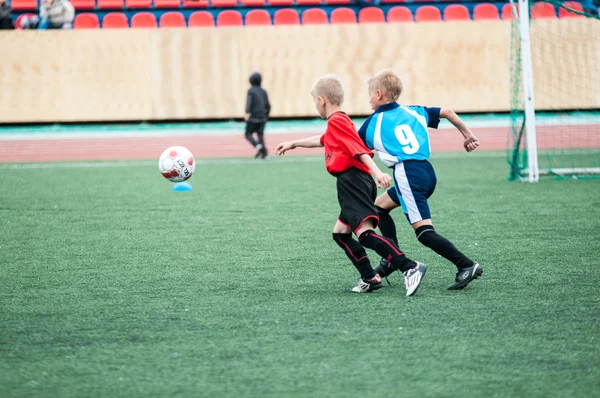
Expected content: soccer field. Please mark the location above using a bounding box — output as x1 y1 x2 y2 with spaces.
1 153 599 397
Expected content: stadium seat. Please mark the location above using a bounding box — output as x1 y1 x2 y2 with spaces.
160 11 186 27
245 9 271 25
70 0 96 10
501 3 517 19
74 13 100 28
531 2 557 18
443 4 470 21
268 0 293 4
473 3 500 20
155 0 182 8
387 6 413 22
330 7 356 24
10 0 38 11
217 10 243 26
381 0 407 3
415 5 441 22
559 1 584 17
126 0 152 8
102 12 129 28
189 10 214 26
15 13 36 29
97 0 124 9
240 0 266 5
302 8 328 24
183 0 209 7
359 7 385 23
131 12 157 28
212 0 238 6
297 0 323 5
324 0 352 4
274 9 299 25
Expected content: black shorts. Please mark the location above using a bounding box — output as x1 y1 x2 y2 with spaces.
336 168 379 233
245 121 265 136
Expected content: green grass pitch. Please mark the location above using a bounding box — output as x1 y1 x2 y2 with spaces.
1 154 599 397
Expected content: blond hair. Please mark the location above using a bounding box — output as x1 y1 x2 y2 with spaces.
311 74 344 106
367 69 403 102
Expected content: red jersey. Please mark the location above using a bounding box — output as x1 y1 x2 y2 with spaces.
320 112 373 176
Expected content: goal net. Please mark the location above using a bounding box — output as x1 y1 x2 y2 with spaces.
508 0 600 181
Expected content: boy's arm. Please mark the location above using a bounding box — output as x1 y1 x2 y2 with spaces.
358 154 392 189
275 135 323 155
439 108 480 152
244 91 252 122
264 92 271 117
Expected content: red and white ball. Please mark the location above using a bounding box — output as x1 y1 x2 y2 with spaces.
159 146 195 182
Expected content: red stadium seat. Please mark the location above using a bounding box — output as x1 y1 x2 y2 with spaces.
302 8 328 24
189 10 214 26
268 0 293 4
559 1 584 17
217 10 243 26
10 0 38 11
15 13 36 29
297 0 322 5
160 11 186 27
473 3 500 20
359 7 385 23
74 13 100 28
245 9 271 25
183 0 208 7
131 12 157 27
531 2 556 18
415 5 441 22
71 0 96 10
501 3 517 19
155 0 181 8
330 7 356 24
240 0 265 6
211 0 238 6
443 4 470 21
325 0 351 4
387 6 413 22
97 0 124 9
126 0 152 8
274 9 299 25
103 12 129 28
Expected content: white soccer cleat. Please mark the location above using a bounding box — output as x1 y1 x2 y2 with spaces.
403 262 427 297
351 275 383 293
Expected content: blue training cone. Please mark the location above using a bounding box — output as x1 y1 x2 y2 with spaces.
172 181 193 192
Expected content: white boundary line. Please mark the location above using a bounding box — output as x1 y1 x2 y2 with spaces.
0 152 507 170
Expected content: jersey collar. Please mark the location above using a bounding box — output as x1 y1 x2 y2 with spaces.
375 102 399 113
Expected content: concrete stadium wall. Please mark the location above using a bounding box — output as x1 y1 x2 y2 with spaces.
0 19 597 123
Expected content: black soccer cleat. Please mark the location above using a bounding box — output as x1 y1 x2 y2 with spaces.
374 258 397 279
448 263 483 290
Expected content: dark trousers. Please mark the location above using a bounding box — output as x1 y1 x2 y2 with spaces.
0 17 14 30
245 121 267 155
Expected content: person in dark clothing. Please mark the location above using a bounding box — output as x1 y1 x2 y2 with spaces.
0 0 14 30
244 72 271 159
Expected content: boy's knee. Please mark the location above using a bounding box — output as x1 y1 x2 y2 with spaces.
415 225 436 245
333 232 351 245
375 205 389 215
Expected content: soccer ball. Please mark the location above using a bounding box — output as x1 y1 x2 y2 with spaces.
159 146 195 182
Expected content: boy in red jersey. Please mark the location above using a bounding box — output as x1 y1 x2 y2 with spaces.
275 75 426 296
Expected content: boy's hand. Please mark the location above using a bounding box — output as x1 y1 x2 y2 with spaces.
373 171 392 189
464 135 480 152
275 142 295 155
244 113 250 122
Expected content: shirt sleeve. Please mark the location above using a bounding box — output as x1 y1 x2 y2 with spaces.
245 90 253 114
319 134 325 146
424 107 441 129
357 114 374 146
330 115 373 159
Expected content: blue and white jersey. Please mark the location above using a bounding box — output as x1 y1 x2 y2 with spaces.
358 102 441 167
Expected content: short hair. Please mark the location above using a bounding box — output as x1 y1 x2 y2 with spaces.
367 69 403 102
311 74 344 106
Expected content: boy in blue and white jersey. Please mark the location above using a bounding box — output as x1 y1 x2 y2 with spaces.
358 70 482 290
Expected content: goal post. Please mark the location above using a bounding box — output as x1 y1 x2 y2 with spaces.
507 0 600 181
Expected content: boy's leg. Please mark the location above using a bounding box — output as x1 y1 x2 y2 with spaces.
256 122 268 158
244 122 259 147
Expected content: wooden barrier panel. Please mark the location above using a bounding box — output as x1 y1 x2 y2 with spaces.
0 19 597 123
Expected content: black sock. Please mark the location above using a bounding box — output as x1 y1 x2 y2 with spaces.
333 233 375 280
358 230 415 273
415 225 474 270
376 206 398 246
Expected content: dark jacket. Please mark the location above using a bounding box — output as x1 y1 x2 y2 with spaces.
0 3 14 29
245 72 271 124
